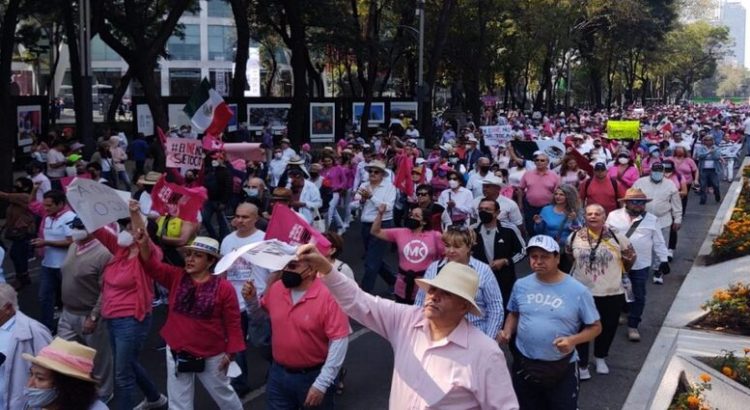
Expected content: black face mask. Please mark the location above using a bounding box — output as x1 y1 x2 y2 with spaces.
625 207 644 217
478 210 495 224
13 186 25 193
281 270 304 288
404 218 421 230
479 166 490 173
310 173 319 179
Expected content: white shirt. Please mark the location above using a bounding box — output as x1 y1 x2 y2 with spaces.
607 209 668 269
220 230 268 311
41 210 76 268
743 117 750 135
354 180 397 222
472 195 524 227
405 128 420 138
437 187 474 227
287 180 323 223
632 177 683 228
31 173 51 202
268 158 287 187
281 147 297 161
465 172 491 198
0 315 16 407
46 149 66 178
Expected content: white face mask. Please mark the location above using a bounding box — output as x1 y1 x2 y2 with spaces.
274 153 282 159
448 180 459 189
211 160 220 167
618 157 629 165
70 229 88 241
117 230 134 248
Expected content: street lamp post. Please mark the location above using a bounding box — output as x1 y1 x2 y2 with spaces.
416 0 425 142
79 0 94 155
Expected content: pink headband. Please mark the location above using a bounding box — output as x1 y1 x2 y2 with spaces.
38 347 93 375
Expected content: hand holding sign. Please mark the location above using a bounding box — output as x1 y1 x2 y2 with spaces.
65 178 130 232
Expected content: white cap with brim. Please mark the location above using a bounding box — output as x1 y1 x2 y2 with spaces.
415 262 482 316
526 235 560 253
481 175 504 186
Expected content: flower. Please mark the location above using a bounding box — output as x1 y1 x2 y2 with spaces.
699 373 711 383
686 395 701 408
722 366 734 377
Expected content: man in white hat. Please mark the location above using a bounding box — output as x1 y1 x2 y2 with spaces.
606 188 669 341
296 245 519 409
472 174 524 230
464 134 482 170
499 235 601 409
352 160 397 293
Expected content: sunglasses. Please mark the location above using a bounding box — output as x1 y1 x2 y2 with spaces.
416 192 430 196
288 172 304 178
627 200 647 205
368 169 382 174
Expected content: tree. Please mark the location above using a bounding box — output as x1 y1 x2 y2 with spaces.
92 0 198 131
0 0 23 192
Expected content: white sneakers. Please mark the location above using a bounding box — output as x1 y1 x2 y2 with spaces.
628 327 641 342
595 358 610 374
579 366 591 380
653 275 664 284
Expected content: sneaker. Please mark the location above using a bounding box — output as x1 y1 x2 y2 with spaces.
628 327 641 342
653 275 664 285
618 314 628 326
579 366 591 380
595 358 610 374
134 393 167 410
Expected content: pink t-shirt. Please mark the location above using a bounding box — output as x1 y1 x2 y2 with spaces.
607 165 640 188
519 169 560 207
383 228 444 273
671 157 698 185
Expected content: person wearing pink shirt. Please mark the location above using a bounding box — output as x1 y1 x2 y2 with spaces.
607 151 640 189
296 245 520 410
519 152 560 235
371 204 444 304
320 154 347 233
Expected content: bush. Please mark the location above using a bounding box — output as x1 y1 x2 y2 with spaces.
669 373 712 410
711 177 750 262
697 282 750 335
704 349 750 389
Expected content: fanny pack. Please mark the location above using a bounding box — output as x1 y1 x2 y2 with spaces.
172 350 205 373
514 352 573 387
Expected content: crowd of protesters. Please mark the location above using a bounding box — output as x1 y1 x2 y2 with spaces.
0 103 745 409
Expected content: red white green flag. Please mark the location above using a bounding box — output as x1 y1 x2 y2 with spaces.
183 78 232 135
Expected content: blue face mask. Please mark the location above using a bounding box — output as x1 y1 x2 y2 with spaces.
23 387 58 408
650 171 664 182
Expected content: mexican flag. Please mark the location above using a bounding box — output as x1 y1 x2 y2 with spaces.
183 78 233 135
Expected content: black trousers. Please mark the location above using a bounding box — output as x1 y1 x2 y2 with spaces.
576 294 624 367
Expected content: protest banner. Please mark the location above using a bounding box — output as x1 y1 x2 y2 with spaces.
150 176 207 223
481 125 511 147
510 139 567 166
166 137 204 169
65 178 130 232
214 239 298 275
607 120 641 140
264 203 331 255
719 142 743 158
223 142 265 163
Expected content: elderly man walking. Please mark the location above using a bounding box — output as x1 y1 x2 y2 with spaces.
519 152 560 235
632 162 682 284
297 245 519 409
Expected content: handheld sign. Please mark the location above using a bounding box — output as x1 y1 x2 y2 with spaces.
214 239 298 275
166 137 204 169
65 178 130 232
607 120 641 140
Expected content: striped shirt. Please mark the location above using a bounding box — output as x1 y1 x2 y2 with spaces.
414 257 504 338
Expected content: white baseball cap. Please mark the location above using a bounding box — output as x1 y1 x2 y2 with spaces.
526 235 560 253
481 175 504 187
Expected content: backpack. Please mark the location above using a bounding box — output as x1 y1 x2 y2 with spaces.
584 176 620 201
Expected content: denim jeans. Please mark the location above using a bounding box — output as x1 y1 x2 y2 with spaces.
39 266 61 331
627 267 649 329
512 358 579 410
202 200 230 241
266 362 335 410
699 169 721 203
359 221 395 294
107 315 161 410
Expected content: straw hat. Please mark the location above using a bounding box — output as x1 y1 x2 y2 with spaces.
415 262 482 316
138 171 162 186
364 160 387 173
180 236 221 258
23 338 96 382
618 187 653 203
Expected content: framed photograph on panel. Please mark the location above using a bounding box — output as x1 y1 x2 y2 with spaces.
310 102 335 143
17 105 41 147
389 101 418 126
352 102 385 126
247 103 290 131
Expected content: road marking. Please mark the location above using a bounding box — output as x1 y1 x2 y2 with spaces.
242 327 371 404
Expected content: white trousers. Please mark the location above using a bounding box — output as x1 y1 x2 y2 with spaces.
165 347 243 410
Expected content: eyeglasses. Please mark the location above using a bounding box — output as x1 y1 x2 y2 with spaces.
368 169 382 174
416 192 430 196
534 159 548 163
288 172 304 178
627 200 647 205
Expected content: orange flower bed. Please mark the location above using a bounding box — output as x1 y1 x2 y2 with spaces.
695 282 750 335
704 349 750 389
669 373 712 409
711 172 750 263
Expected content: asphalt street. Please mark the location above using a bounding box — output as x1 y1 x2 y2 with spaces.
7 177 730 410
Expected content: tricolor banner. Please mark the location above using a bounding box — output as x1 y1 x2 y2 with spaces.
183 78 233 135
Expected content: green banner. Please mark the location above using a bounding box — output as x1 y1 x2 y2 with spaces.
607 120 641 140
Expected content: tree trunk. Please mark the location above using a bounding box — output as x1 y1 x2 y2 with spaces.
0 0 21 193
230 0 249 100
423 0 456 146
106 69 132 124
282 0 310 147
63 2 86 135
264 46 277 97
